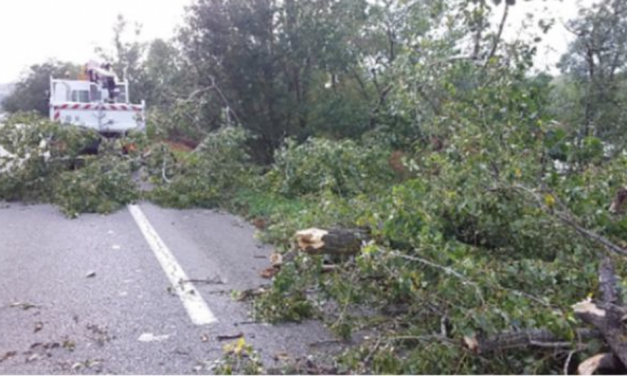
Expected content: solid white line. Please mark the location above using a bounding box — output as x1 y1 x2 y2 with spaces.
128 204 217 325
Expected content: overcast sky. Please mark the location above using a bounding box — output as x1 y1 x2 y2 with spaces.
0 0 190 83
0 0 599 84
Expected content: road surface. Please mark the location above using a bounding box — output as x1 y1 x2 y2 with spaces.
0 202 331 374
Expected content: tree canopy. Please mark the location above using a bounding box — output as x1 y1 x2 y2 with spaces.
1 61 80 116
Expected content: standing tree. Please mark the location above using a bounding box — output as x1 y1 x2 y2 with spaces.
1 61 80 116
559 0 627 145
144 38 188 109
95 14 152 104
179 0 382 161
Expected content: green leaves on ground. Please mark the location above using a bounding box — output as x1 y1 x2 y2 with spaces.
54 154 139 218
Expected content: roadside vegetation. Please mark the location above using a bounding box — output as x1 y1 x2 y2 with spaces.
3 0 627 374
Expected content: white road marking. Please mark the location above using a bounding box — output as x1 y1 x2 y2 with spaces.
128 204 217 325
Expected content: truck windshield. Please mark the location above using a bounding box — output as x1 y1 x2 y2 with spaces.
90 84 102 102
71 90 90 103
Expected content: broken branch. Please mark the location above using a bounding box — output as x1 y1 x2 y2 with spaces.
510 184 627 258
465 328 601 355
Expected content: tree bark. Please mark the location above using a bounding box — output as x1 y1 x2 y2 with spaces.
295 228 370 256
464 328 602 355
599 256 621 305
483 2 510 68
573 259 627 368
472 0 486 60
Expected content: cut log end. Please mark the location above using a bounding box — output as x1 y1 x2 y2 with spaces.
573 298 627 370
573 299 606 319
294 227 370 256
578 353 622 375
295 228 329 251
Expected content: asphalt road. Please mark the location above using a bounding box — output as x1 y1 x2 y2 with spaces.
0 202 331 374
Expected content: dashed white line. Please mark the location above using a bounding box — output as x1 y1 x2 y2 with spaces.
128 204 217 325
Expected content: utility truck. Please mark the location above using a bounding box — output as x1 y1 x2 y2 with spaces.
49 63 145 135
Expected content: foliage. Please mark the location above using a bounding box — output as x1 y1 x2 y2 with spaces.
559 0 627 143
265 138 394 198
234 2 627 373
249 122 617 374
0 113 139 216
0 113 100 202
1 61 81 116
145 103 207 145
95 14 152 104
213 337 264 375
253 255 319 323
143 39 189 109
178 0 399 160
54 151 139 218
149 127 254 208
6 0 627 374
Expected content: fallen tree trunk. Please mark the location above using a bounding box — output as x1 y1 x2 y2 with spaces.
573 258 627 369
464 328 602 355
295 228 370 256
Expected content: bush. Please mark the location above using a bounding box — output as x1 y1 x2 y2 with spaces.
265 138 394 197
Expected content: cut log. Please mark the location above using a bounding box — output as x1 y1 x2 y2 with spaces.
295 228 370 256
464 328 602 355
578 353 623 375
573 299 627 368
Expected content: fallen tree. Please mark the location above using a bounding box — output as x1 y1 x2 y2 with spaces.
0 113 143 216
264 183 627 374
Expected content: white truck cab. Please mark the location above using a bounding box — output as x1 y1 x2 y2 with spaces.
49 71 145 134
